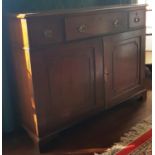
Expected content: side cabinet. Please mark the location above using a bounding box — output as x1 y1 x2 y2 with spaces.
9 4 147 152
30 39 104 136
103 30 146 108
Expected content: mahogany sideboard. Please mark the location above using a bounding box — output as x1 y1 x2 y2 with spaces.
9 4 147 151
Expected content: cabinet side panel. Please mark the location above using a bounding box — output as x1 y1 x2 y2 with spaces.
9 17 39 142
9 17 24 48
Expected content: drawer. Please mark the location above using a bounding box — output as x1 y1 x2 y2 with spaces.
27 16 64 47
65 12 128 41
129 10 145 28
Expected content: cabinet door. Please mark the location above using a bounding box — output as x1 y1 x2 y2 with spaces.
31 39 104 136
103 30 145 108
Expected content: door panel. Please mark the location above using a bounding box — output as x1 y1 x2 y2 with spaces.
104 30 145 108
31 39 104 136
113 39 139 93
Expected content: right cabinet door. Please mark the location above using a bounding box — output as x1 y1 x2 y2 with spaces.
103 30 145 108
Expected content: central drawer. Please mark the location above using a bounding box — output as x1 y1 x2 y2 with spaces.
65 12 128 41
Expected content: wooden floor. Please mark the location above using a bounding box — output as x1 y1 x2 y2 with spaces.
3 77 152 155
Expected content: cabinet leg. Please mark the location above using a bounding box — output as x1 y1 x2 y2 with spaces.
38 141 47 153
138 90 147 101
38 134 60 153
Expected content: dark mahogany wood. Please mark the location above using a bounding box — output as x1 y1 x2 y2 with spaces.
65 12 128 41
30 39 104 137
103 30 146 108
129 10 145 28
27 16 65 47
9 4 147 152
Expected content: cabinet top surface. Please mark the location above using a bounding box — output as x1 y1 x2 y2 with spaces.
12 4 146 19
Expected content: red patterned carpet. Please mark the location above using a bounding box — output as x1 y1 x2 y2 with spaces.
95 116 152 155
116 129 151 155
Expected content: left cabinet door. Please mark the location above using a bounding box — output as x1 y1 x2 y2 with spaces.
30 39 104 136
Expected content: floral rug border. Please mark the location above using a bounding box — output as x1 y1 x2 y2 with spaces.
95 116 152 155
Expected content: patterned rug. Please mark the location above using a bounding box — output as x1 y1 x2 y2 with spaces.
95 116 152 155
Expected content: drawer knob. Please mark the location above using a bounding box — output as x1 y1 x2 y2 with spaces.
113 19 119 27
44 29 53 39
77 24 88 33
134 17 140 23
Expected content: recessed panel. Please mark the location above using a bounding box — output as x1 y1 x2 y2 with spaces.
113 41 139 93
